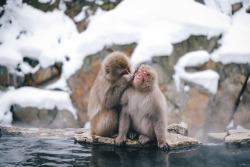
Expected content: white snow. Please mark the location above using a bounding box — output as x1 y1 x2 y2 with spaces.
0 87 77 125
78 0 230 66
0 0 78 73
211 5 250 64
38 0 51 3
84 122 90 129
226 120 234 129
173 50 219 94
73 6 89 23
204 0 242 15
236 125 245 130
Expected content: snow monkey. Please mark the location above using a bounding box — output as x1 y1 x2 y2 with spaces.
88 51 133 137
115 64 169 150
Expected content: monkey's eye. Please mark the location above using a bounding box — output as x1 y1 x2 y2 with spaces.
106 69 110 74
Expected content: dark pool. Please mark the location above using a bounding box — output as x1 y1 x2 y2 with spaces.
0 137 250 167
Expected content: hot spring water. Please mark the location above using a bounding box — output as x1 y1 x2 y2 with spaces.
0 136 250 167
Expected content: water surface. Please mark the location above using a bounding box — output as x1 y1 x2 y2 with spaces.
0 137 250 167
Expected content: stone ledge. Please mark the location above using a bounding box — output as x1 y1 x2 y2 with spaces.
0 124 201 150
74 131 201 149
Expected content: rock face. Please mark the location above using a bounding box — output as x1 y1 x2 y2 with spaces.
0 65 24 89
0 124 201 150
11 104 81 129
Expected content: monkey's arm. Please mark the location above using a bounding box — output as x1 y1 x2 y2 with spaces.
154 100 169 150
104 75 133 109
115 106 130 146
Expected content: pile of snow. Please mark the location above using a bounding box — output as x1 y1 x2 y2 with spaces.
211 7 250 64
173 50 219 94
0 0 230 78
0 0 78 75
75 0 230 67
0 87 77 125
204 0 242 15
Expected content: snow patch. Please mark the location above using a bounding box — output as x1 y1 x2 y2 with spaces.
211 6 250 64
173 50 219 94
0 87 77 125
226 120 234 129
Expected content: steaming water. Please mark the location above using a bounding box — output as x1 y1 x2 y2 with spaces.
0 136 250 167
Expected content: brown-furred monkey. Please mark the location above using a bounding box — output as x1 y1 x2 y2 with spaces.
88 51 133 137
115 64 169 150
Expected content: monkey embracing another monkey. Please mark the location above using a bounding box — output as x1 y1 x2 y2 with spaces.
115 64 169 150
88 51 133 137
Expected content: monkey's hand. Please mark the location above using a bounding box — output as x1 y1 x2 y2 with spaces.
157 139 170 151
115 135 126 146
122 73 134 86
104 73 133 109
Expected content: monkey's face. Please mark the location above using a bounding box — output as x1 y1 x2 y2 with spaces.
133 64 157 91
104 57 131 84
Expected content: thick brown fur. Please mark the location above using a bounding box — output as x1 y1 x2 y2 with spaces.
115 64 169 150
88 51 133 137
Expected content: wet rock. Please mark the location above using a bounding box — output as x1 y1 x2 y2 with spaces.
67 44 136 123
0 126 86 138
225 129 250 145
167 123 188 136
207 129 250 145
74 130 201 150
11 104 81 129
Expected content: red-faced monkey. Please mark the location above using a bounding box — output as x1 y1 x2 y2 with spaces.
115 64 169 150
88 51 133 137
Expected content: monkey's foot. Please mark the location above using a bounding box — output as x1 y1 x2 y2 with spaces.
128 131 137 140
158 140 170 151
138 135 151 144
115 136 126 146
111 133 118 138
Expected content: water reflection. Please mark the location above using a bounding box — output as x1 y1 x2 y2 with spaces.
88 145 169 167
0 136 250 167
0 137 91 166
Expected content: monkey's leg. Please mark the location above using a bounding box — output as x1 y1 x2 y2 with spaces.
115 108 130 146
91 110 119 137
154 117 169 151
138 135 151 144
